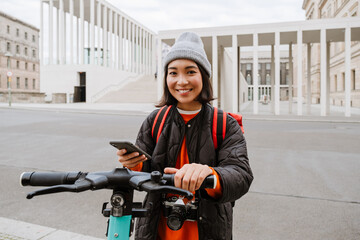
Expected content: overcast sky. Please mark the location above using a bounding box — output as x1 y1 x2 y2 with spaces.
1 0 306 32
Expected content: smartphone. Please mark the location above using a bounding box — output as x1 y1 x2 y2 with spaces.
110 141 151 160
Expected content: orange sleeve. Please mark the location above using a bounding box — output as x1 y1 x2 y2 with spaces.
129 162 143 172
205 167 223 199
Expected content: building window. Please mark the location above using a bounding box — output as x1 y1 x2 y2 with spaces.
25 78 28 89
342 72 345 91
266 63 271 70
25 32 28 40
266 73 271 85
25 62 28 70
246 64 252 70
352 70 356 90
16 45 20 54
246 73 252 84
33 79 36 89
17 77 20 89
7 25 10 34
33 64 36 71
16 28 19 37
16 61 20 69
258 63 261 70
32 50 36 58
334 74 338 92
7 57 11 68
7 42 11 51
25 47 28 56
32 35 36 42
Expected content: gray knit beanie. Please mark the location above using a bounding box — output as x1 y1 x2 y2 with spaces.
163 32 211 78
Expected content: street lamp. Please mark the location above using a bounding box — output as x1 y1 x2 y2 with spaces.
5 52 13 107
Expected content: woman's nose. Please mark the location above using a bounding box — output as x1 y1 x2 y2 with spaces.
177 74 189 85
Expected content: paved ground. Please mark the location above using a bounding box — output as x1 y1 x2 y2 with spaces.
0 103 360 240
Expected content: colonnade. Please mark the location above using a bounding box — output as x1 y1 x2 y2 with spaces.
159 17 359 116
40 0 156 75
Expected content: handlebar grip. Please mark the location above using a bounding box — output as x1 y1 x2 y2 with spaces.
162 174 216 189
20 172 82 187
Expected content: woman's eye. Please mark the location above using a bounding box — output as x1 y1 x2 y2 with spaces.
188 70 196 74
168 72 177 76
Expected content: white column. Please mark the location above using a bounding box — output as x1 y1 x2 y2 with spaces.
114 13 118 69
128 20 131 71
271 45 275 113
79 0 84 64
103 6 108 67
212 35 218 108
307 43 312 115
289 43 293 114
97 1 101 66
152 35 156 76
253 33 259 114
123 19 127 70
139 29 143 73
142 31 146 74
297 29 303 115
76 17 79 64
108 9 113 68
131 23 136 72
232 34 238 113
40 0 44 65
147 33 150 75
59 0 64 64
326 42 331 114
49 0 53 64
320 28 327 116
345 26 351 117
135 26 139 73
128 21 131 71
275 31 280 115
56 9 59 64
69 0 74 65
157 37 163 100
90 0 95 65
119 16 123 70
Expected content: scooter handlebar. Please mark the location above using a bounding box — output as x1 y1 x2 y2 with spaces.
20 171 84 187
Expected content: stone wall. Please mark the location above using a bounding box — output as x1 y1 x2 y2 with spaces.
0 91 45 103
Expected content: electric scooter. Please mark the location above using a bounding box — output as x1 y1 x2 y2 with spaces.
20 168 215 240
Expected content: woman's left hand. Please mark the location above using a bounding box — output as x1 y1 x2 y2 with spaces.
164 163 213 192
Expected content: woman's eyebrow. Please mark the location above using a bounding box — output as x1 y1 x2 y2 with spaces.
185 65 198 69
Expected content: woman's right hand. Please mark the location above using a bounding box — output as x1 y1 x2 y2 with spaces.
116 149 147 168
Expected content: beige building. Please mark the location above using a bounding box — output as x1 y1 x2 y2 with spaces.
0 11 43 103
302 0 360 107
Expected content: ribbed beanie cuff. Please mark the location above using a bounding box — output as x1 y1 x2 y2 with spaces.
163 32 211 78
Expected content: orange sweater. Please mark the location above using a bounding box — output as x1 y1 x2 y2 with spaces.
131 112 222 240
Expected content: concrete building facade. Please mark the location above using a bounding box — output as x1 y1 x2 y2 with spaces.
0 11 43 103
40 0 156 103
302 0 360 109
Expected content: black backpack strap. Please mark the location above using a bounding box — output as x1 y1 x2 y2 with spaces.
151 105 172 143
212 107 227 149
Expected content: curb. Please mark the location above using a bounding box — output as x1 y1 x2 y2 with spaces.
0 217 103 240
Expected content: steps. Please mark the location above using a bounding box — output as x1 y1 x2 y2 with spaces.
96 75 158 103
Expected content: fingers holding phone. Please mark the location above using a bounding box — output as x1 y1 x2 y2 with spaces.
116 149 147 168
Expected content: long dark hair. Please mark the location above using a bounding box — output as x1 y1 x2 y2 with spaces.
156 63 214 107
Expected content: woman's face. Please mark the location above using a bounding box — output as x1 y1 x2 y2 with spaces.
166 59 203 111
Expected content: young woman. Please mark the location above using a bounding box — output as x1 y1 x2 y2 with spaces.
117 32 253 240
